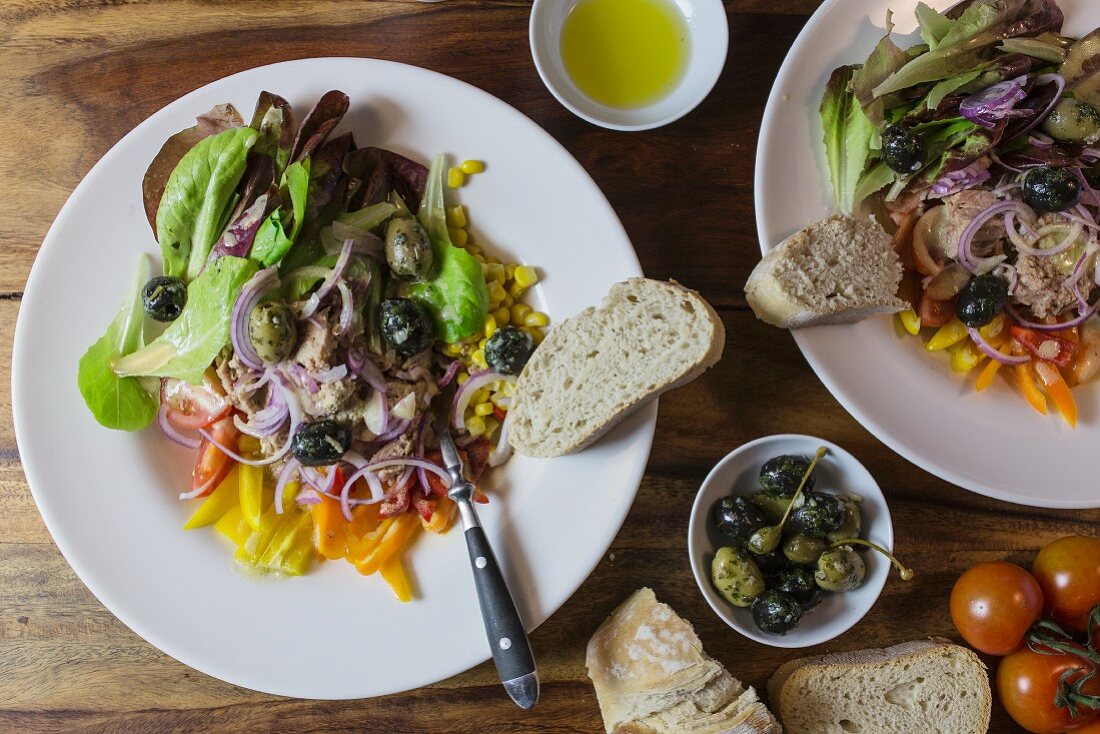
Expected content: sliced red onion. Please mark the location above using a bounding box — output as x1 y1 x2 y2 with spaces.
274 458 301 515
157 403 201 449
990 150 1024 173
1008 301 1100 330
374 417 412 443
958 201 1026 274
489 408 514 468
295 488 322 505
366 458 451 484
301 238 354 319
231 267 280 370
336 280 354 336
1010 218 1083 258
235 369 270 395
967 327 1030 365
930 158 992 198
1011 73 1065 141
179 473 220 501
452 370 507 430
960 78 1028 129
1072 168 1100 210
415 416 432 497
212 192 269 259
349 348 387 394
1029 132 1054 148
286 363 320 394
339 465 386 521
316 364 348 383
203 376 300 465
992 263 1019 296
992 181 1022 198
438 360 460 388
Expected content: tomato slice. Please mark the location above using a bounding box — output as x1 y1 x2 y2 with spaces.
1010 326 1076 369
191 416 239 498
163 373 230 431
918 292 956 328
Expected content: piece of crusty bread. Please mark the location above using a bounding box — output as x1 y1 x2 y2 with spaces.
746 214 906 329
768 638 991 734
586 588 781 734
508 278 724 458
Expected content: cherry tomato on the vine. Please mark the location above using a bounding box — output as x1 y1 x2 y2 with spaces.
951 561 1044 655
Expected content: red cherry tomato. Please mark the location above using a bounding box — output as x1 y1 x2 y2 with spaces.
1033 536 1100 634
163 374 229 431
190 416 238 498
997 648 1100 734
1071 719 1100 734
950 561 1044 655
918 292 956 327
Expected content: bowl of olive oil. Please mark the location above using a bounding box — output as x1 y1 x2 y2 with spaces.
530 0 727 130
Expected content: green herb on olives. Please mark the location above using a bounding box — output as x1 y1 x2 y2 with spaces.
384 217 433 279
760 455 816 497
1041 98 1100 144
815 545 866 592
748 448 826 555
248 301 298 364
789 493 847 539
712 497 767 548
142 276 187 322
292 420 352 466
773 567 822 610
881 124 926 174
783 533 829 566
711 546 766 608
752 589 803 635
751 491 797 525
956 274 1008 328
1022 166 1083 213
825 495 863 545
484 326 536 375
380 298 435 356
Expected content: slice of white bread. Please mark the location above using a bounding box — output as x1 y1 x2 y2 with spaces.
746 214 906 329
508 278 724 458
586 588 781 734
767 638 991 734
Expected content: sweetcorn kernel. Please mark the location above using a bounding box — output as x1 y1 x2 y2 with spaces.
478 337 488 350
472 349 487 368
466 415 486 436
505 263 517 280
513 266 538 288
447 167 465 188
487 281 506 305
443 343 463 357
448 227 468 246
447 205 467 228
483 416 499 435
460 159 485 174
510 303 532 325
493 307 511 324
525 326 545 344
485 263 506 283
484 315 497 339
457 372 470 386
502 294 515 308
467 244 483 256
509 282 526 299
474 402 495 417
501 381 516 397
485 256 501 265
524 311 549 328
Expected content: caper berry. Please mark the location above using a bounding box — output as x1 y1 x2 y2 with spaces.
291 420 352 466
815 545 866 592
384 217 433 279
783 533 829 566
752 589 803 635
379 298 435 356
248 300 298 364
711 546 766 608
1022 166 1083 213
142 276 187 322
956 274 1008 328
881 124 926 174
484 326 537 375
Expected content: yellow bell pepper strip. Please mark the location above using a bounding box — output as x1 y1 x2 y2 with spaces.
282 514 318 576
380 556 413 602
184 465 241 529
1034 361 1078 428
239 463 268 531
925 316 969 351
897 308 921 336
312 495 350 561
422 496 456 534
349 503 381 538
949 338 984 373
237 504 281 562
1012 343 1047 415
354 512 422 576
257 509 314 573
214 505 251 547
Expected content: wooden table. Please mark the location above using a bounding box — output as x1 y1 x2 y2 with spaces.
1 1 1097 731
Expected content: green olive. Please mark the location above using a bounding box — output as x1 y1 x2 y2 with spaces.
1041 98 1100 143
815 546 866 592
711 546 766 607
826 494 863 545
751 491 796 525
248 301 297 364
384 217 433 279
747 525 784 555
783 534 828 566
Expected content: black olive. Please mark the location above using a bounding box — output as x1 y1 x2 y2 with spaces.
773 567 823 611
753 547 791 576
789 493 848 539
712 496 767 548
956 274 1008 328
1022 166 1083 213
379 298 435 356
484 326 536 375
751 589 803 635
880 125 926 174
759 455 816 498
141 276 187 322
292 420 352 466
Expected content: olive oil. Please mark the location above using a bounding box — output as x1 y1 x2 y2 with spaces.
560 0 690 110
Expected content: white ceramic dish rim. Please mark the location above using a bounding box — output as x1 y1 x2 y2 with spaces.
11 57 658 698
528 0 729 131
687 434 893 648
753 0 1100 510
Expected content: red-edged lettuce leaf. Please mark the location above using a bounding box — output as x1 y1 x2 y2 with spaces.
249 91 296 178
344 147 429 214
850 12 911 124
290 90 349 164
305 132 354 227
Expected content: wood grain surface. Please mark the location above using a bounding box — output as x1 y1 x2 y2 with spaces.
2 1 1097 732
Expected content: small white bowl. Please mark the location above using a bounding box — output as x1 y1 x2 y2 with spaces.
529 0 729 131
687 435 894 648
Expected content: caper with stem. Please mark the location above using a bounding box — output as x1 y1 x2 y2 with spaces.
748 447 827 555
815 537 915 592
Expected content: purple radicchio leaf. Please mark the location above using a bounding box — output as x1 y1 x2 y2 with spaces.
209 190 275 260
343 147 429 213
249 91 296 177
290 90 349 164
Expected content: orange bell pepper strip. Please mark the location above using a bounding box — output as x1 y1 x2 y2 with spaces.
974 334 1010 392
312 494 349 561
379 556 414 602
1034 361 1077 428
1012 344 1047 415
348 503 381 539
354 512 421 577
422 496 456 534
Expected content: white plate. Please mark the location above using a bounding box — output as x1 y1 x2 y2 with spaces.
755 0 1100 509
11 58 656 699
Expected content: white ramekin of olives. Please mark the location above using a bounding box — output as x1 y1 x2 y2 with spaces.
687 435 898 649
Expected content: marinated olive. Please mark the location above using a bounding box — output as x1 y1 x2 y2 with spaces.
751 491 797 524
955 274 1008 328
1042 98 1100 143
711 546 766 608
292 420 352 466
384 217 433 279
380 298 435 356
815 545 866 592
783 534 829 566
484 326 536 375
752 589 803 635
773 567 823 610
881 125 926 174
826 494 863 545
1022 166 1083 213
142 275 187 322
248 301 298 364
759 455 816 498
712 496 767 547
753 547 790 576
789 493 847 539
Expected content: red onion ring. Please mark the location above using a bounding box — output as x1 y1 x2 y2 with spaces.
301 238 354 319
1008 301 1100 330
438 360 460 389
1011 74 1066 141
967 327 1030 365
231 267 280 371
488 408 514 468
958 201 1025 273
336 280 354 336
274 457 300 515
452 370 509 430
157 403 201 449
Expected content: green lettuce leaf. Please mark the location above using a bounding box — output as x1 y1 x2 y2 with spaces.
157 126 258 281
250 158 311 267
408 154 489 343
77 256 159 431
915 2 955 49
821 66 876 214
850 12 911 124
113 256 259 384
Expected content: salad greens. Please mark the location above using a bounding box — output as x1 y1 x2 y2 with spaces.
408 154 490 343
77 256 159 430
157 126 259 281
821 66 878 214
250 158 310 267
113 256 259 384
249 91 295 180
